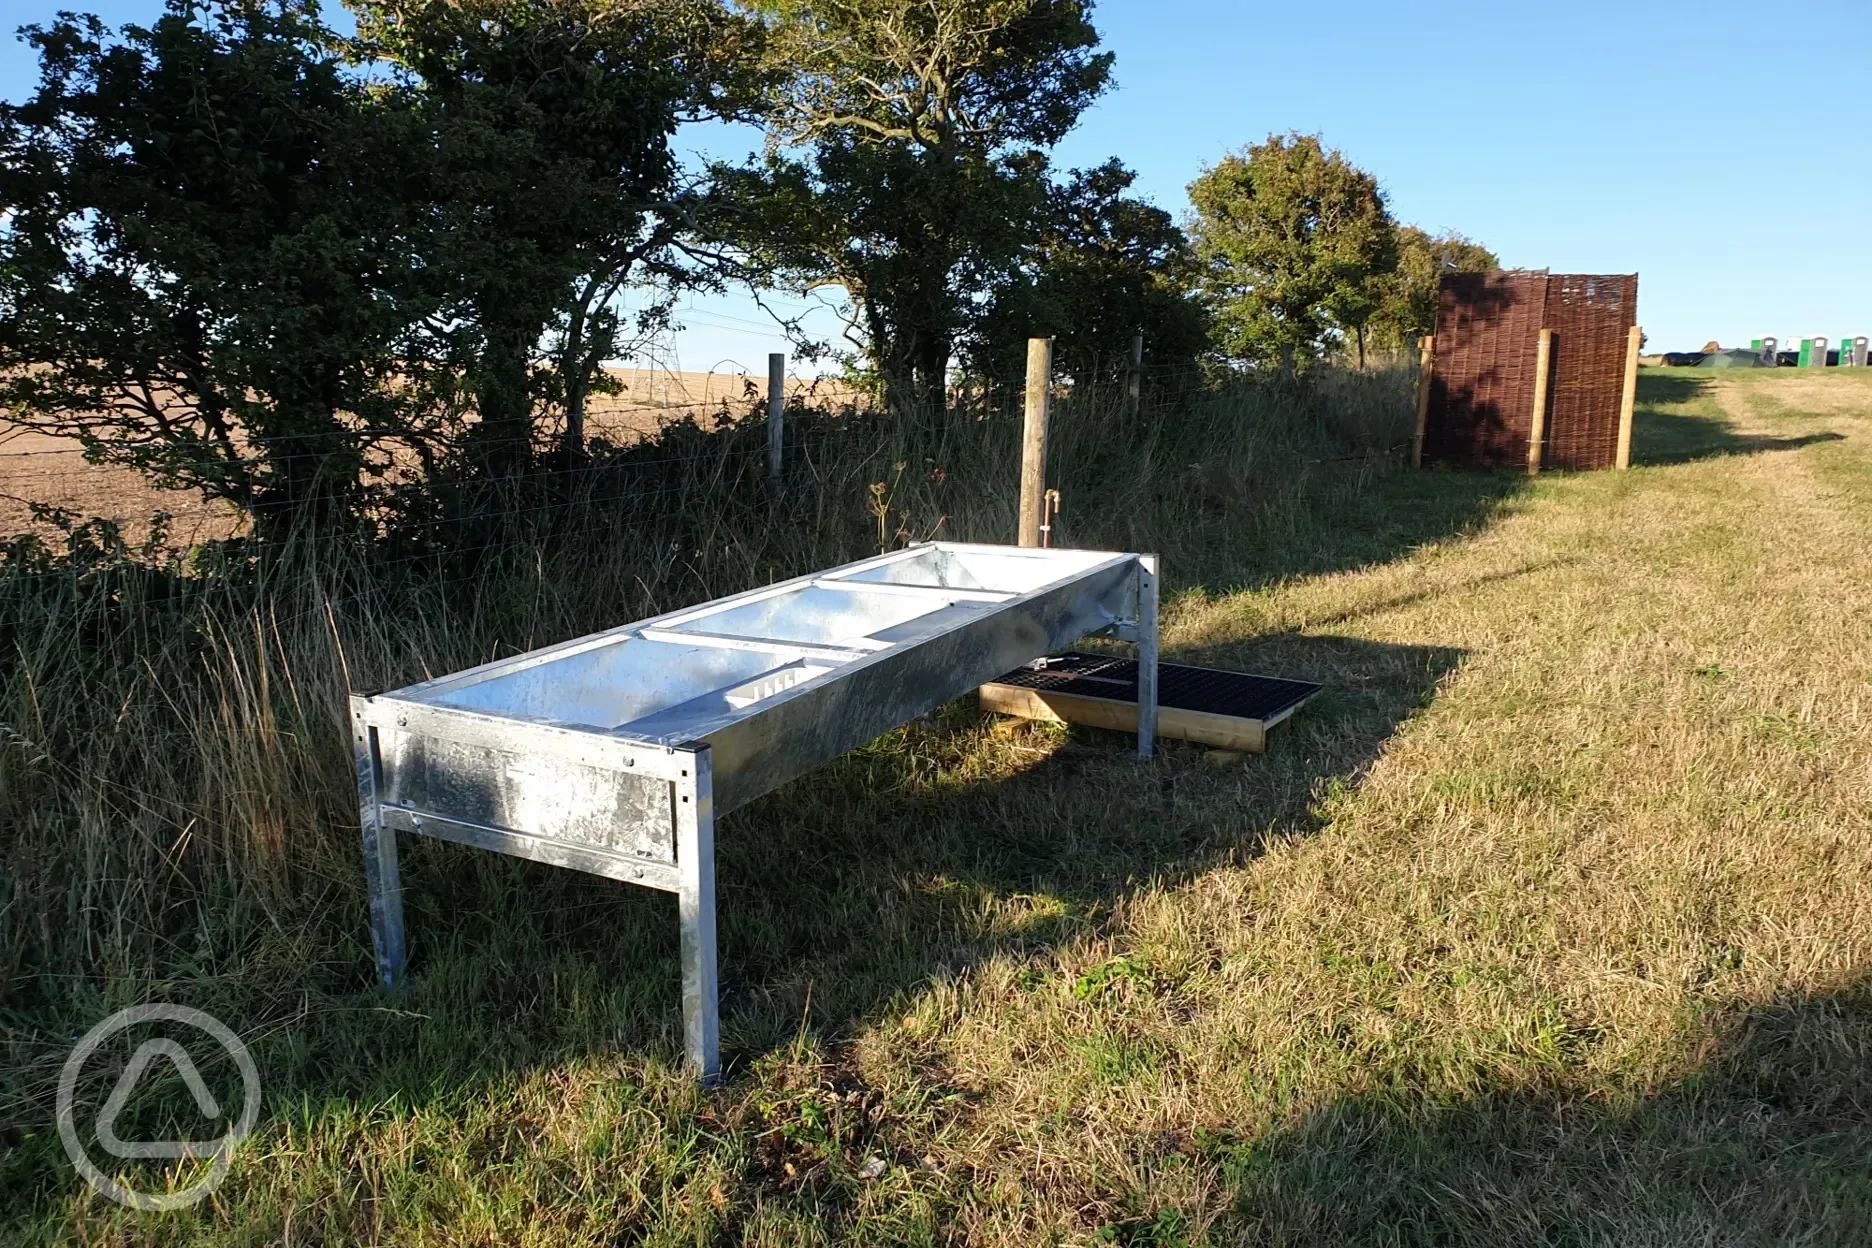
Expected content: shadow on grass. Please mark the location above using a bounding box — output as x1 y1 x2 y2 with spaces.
1633 371 1846 467
1194 464 1531 594
19 628 1460 1171
1636 413 1844 468
1 445 1523 1229
339 632 1463 1080
1201 975 1872 1244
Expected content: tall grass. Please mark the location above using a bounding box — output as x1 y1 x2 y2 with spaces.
0 368 1412 1052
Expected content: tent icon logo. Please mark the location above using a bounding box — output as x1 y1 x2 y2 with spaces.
57 1004 260 1210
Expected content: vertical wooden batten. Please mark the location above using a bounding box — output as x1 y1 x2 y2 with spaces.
1615 325 1642 469
1412 334 1434 467
1527 328 1554 475
766 352 785 487
1018 337 1052 547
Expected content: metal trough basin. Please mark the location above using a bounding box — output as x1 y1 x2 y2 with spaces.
351 542 1159 1080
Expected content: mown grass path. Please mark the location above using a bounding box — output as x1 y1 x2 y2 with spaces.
23 370 1872 1246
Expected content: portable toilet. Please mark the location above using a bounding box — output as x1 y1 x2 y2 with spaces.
1799 337 1829 368
1751 336 1778 366
1852 336 1870 368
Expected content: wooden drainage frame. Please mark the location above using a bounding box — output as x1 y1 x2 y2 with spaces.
979 652 1322 755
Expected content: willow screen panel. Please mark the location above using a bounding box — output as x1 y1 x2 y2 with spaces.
1424 271 1638 471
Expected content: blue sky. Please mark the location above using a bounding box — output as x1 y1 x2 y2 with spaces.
5 1 1867 376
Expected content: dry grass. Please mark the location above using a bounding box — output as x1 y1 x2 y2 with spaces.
4 366 1871 1244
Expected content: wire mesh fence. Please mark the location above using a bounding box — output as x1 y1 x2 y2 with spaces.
0 359 1232 582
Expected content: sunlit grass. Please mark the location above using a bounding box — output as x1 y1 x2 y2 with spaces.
5 367 1870 1244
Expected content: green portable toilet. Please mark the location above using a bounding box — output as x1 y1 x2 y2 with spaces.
1799 337 1830 368
1751 337 1778 365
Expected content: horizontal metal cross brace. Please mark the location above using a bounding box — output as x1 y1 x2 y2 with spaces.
635 627 879 661
380 807 683 892
807 578 1017 602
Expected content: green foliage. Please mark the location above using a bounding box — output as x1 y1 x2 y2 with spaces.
0 0 428 528
0 0 752 533
1188 133 1397 371
1365 226 1498 354
967 159 1208 390
351 0 758 467
712 0 1111 407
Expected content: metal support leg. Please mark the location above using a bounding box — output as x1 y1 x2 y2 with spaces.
1136 555 1159 760
354 716 407 987
675 746 721 1084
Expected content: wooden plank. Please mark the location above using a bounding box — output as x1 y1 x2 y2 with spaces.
1527 327 1553 475
1018 337 1051 547
978 683 1269 754
767 352 785 485
1412 334 1434 468
1615 324 1642 470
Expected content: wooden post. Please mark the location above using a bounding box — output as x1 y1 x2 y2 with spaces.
1615 325 1642 470
1018 337 1052 547
767 352 785 486
1412 334 1434 467
1527 328 1554 475
1124 330 1143 419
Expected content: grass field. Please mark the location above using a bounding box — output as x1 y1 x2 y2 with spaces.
4 366 1871 1244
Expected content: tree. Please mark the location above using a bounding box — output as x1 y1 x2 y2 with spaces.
712 0 1111 410
967 159 1207 391
353 0 761 466
1365 226 1498 354
0 0 757 535
1187 133 1397 371
0 0 433 528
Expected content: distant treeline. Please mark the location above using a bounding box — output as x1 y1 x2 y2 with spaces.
0 0 1497 531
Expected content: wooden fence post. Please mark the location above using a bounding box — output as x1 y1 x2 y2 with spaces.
1527 328 1554 475
1412 334 1434 467
1018 337 1052 547
1615 325 1641 470
767 352 785 486
1125 330 1143 419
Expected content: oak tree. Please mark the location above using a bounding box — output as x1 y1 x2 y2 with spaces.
1188 133 1397 371
1365 226 1499 353
967 159 1207 392
713 0 1111 410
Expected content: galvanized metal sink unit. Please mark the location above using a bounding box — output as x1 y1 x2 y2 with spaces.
351 542 1159 1080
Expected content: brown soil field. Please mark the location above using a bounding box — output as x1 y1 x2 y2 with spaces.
0 367 855 545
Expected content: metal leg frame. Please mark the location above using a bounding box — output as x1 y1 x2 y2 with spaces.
356 722 408 988
1136 555 1159 759
675 746 721 1084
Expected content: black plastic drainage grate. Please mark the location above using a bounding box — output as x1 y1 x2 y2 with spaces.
991 652 1321 722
